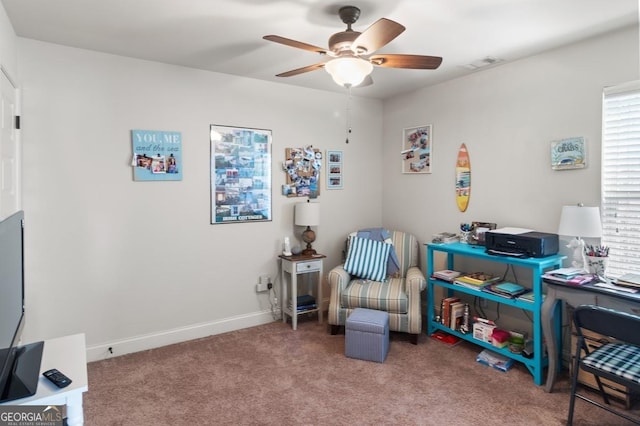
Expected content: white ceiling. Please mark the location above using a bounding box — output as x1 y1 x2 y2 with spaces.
2 0 637 99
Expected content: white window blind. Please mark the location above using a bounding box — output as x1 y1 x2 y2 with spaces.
602 81 640 277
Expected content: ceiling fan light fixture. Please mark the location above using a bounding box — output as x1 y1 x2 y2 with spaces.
325 57 373 87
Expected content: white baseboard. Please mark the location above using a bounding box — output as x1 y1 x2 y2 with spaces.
86 310 277 362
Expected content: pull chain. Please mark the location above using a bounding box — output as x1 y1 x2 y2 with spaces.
345 84 352 144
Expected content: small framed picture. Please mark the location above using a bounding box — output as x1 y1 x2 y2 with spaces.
327 150 343 189
551 137 586 170
402 125 432 174
470 222 497 245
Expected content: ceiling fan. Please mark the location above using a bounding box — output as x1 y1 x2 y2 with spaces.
263 5 442 88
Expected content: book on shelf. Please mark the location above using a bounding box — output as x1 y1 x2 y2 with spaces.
433 269 462 281
482 283 528 299
294 304 317 312
456 272 503 286
515 291 540 303
449 302 465 330
453 280 492 290
440 297 460 326
494 282 526 295
476 349 514 372
295 294 316 305
289 294 317 311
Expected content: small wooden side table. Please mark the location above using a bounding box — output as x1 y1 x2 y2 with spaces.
279 254 325 330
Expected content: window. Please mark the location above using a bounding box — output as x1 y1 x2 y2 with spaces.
601 81 640 276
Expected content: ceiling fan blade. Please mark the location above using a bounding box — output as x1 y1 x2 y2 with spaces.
351 18 405 54
263 35 328 55
370 54 443 69
275 63 326 77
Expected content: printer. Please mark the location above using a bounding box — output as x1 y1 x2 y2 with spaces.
485 227 559 258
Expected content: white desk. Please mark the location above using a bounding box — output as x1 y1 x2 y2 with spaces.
0 333 88 425
541 282 640 393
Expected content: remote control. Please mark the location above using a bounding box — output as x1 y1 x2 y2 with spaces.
43 368 72 388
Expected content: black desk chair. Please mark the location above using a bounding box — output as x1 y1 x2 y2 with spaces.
568 305 640 425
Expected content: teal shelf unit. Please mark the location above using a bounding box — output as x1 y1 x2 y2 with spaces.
426 242 565 386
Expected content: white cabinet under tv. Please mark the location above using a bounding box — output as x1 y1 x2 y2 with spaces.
0 334 88 425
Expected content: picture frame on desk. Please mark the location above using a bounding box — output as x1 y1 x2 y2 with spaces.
469 221 497 245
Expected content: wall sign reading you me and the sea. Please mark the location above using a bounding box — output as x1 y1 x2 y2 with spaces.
131 129 182 181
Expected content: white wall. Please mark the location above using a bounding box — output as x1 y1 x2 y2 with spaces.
382 26 639 333
383 25 639 251
0 3 16 79
3 0 638 361
15 39 383 360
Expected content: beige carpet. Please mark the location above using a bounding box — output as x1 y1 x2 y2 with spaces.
84 317 638 425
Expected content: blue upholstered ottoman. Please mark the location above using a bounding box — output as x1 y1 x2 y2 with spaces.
345 308 389 363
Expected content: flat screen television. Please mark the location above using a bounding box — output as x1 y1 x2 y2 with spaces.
0 210 44 403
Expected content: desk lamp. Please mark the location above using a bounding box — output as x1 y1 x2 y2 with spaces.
294 201 320 256
557 204 602 270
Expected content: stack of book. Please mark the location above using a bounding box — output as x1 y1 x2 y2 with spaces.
515 292 543 303
438 296 469 331
454 272 502 290
482 281 528 298
542 268 596 286
432 269 462 282
289 294 317 312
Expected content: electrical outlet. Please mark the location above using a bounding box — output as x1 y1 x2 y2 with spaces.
256 282 269 292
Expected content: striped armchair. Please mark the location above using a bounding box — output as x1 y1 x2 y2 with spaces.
327 230 426 344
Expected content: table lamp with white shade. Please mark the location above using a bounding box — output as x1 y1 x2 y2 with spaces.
557 204 602 270
295 201 320 256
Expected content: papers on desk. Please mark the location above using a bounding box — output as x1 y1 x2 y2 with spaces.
545 268 639 293
617 273 640 288
593 280 640 294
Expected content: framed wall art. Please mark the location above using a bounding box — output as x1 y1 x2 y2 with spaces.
282 146 321 197
210 125 272 224
551 137 586 170
326 150 343 190
402 125 432 174
131 129 182 181
455 143 471 212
